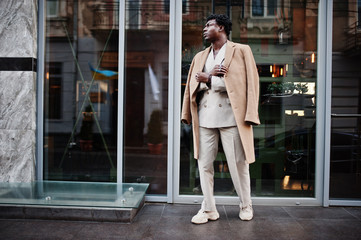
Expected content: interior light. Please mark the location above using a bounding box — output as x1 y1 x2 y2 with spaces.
286 64 288 71
311 52 315 63
270 65 273 72
283 175 290 188
280 68 283 76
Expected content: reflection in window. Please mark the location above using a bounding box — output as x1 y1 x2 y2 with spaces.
47 0 59 17
163 0 187 14
44 0 118 182
252 0 264 16
330 0 361 200
180 0 318 198
358 0 361 28
252 0 278 17
258 64 287 78
123 0 169 194
267 0 277 16
46 62 62 119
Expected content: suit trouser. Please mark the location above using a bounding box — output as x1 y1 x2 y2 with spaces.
198 126 252 212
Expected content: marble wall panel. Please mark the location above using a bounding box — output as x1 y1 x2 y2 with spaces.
0 130 35 182
0 0 37 58
0 0 38 182
0 71 36 131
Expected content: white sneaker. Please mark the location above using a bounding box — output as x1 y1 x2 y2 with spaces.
239 205 253 221
191 209 220 224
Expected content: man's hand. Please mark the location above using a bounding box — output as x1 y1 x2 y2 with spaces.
210 64 228 77
195 65 228 83
195 72 211 83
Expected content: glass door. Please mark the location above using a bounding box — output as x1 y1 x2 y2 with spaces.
44 0 119 182
179 0 319 200
122 0 169 195
329 0 361 202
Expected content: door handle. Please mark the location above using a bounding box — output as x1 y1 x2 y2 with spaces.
331 113 361 117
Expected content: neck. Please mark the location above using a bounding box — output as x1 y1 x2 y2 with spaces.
211 36 227 51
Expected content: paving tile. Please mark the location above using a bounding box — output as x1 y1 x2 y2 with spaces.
148 215 232 240
228 218 310 240
136 203 164 217
0 219 11 228
0 220 84 239
224 205 292 220
0 220 12 238
73 222 132 239
188 218 232 239
75 216 162 239
297 219 361 240
283 206 357 220
344 207 361 220
162 204 227 219
162 204 200 216
132 214 162 225
0 205 360 240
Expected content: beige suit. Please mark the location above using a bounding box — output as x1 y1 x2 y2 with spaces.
181 40 260 164
182 41 260 211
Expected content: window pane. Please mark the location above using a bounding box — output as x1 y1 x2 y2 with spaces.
330 0 361 200
252 0 264 16
47 0 58 16
180 0 318 198
164 0 170 14
123 1 169 195
44 0 118 182
267 0 277 16
358 0 361 27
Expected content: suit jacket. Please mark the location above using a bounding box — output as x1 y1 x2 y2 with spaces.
181 40 260 164
198 87 237 128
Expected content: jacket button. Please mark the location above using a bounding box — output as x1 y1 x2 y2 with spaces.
204 105 207 108
206 91 209 94
219 104 222 107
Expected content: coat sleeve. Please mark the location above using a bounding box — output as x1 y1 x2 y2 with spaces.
181 59 195 125
244 45 261 125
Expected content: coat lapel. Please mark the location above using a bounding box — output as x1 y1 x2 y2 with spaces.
224 40 235 69
190 47 211 96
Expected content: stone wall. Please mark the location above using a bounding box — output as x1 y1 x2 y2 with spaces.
0 1 38 182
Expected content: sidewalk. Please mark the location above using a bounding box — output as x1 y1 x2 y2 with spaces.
1 203 361 240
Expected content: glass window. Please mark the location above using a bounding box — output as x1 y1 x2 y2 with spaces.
180 0 318 198
358 0 361 28
252 0 278 17
267 0 277 16
123 1 169 195
44 0 118 182
45 62 62 119
47 0 59 17
164 0 188 14
330 0 361 200
252 0 264 17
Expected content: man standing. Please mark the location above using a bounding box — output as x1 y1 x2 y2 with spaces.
181 14 260 224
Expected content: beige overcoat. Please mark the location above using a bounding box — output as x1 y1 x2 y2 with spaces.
181 40 260 164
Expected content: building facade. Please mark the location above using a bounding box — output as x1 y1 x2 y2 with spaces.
0 0 360 206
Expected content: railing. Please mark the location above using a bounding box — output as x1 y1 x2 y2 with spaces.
92 2 119 29
91 2 208 30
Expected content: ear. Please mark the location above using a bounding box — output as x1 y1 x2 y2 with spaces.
218 25 224 32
